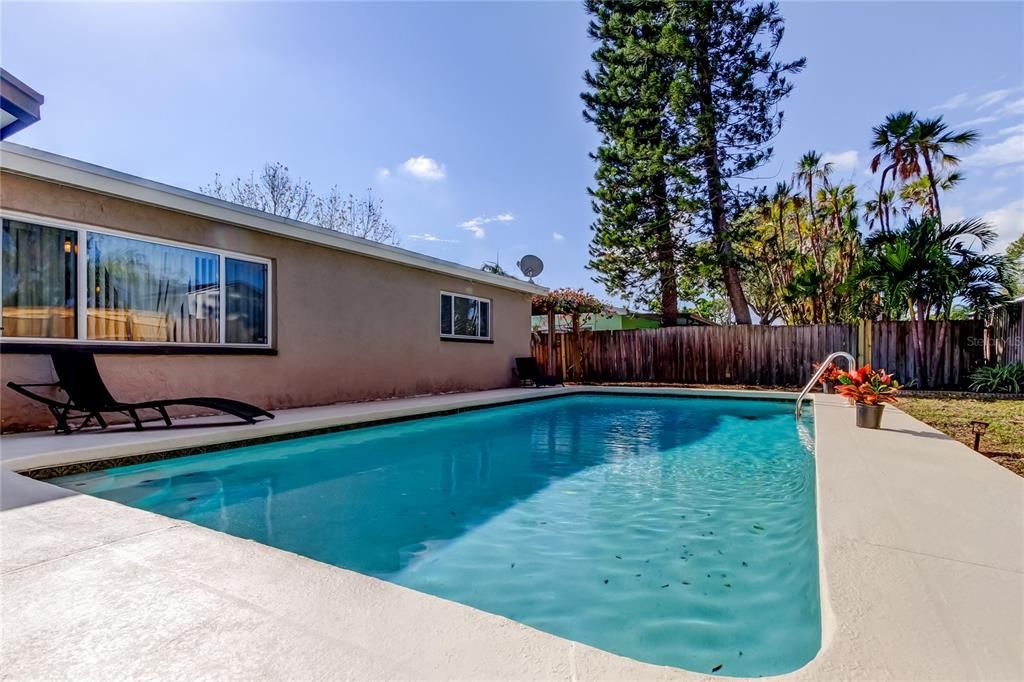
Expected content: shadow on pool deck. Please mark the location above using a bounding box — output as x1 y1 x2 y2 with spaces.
881 427 956 441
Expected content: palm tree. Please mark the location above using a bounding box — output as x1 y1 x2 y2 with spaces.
907 116 979 225
860 216 1008 386
864 188 897 232
869 111 918 230
898 173 962 217
795 151 833 272
769 181 793 254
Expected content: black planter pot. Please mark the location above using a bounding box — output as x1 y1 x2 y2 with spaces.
822 380 836 395
856 403 885 429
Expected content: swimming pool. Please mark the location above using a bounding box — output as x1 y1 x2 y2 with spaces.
53 394 820 676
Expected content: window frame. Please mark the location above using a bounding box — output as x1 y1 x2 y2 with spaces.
1 210 273 349
439 290 491 341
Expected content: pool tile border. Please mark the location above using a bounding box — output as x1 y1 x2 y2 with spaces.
17 388 798 480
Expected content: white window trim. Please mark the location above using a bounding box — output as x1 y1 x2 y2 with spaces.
1 210 273 348
439 291 492 341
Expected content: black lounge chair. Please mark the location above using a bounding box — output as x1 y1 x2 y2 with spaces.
513 356 561 388
6 351 274 434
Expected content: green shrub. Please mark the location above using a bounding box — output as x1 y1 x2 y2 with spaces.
969 363 1024 393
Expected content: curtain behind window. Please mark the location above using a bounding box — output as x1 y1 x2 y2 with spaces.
1 219 77 338
87 232 220 343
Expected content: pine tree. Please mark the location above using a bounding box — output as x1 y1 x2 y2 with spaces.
582 1 698 326
669 0 804 324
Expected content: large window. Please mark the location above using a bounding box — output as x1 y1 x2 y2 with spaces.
1 216 271 347
87 232 221 343
440 292 490 340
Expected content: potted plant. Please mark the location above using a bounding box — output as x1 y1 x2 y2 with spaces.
816 362 842 394
835 364 901 429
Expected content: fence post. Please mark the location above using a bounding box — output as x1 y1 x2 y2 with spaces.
546 310 555 377
856 319 872 367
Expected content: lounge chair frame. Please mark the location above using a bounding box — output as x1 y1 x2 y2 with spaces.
512 357 562 388
7 352 274 434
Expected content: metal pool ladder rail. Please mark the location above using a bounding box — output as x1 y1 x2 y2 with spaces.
795 351 856 417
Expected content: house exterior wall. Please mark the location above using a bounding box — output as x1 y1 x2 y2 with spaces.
0 172 533 431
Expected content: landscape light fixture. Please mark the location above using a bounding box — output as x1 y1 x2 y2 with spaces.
969 420 989 452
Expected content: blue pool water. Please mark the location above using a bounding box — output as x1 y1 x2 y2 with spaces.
54 395 820 676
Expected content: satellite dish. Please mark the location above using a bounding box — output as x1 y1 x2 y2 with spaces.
517 255 544 282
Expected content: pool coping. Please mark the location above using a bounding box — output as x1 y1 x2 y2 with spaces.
1 386 1021 680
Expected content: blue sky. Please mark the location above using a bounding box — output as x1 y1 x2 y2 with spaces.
2 1 1022 300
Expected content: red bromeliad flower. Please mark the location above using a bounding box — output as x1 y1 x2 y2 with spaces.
814 362 843 383
835 364 901 405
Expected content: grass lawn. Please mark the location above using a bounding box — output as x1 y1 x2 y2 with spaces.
899 397 1024 477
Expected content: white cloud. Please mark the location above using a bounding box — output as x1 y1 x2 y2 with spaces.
944 206 966 224
400 156 446 181
957 116 998 127
552 232 565 241
976 185 1008 202
997 122 1024 137
964 134 1024 168
982 198 1024 251
822 150 858 173
993 164 1024 180
998 97 1024 117
977 88 1015 110
375 168 391 181
456 213 515 239
408 233 458 243
933 92 968 110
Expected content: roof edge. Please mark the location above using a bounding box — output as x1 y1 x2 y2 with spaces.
0 142 546 296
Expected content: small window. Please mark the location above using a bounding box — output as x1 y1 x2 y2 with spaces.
225 258 268 344
440 292 491 340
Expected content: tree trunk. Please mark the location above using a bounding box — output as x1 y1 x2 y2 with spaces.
928 319 948 389
653 171 679 327
694 32 752 325
922 151 942 225
911 300 930 388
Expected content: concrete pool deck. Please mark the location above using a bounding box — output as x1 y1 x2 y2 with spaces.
1 386 1021 680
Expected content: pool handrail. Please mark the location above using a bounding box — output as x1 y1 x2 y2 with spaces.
795 351 856 417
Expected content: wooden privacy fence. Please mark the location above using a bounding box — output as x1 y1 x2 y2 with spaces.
532 310 1022 390
986 301 1024 365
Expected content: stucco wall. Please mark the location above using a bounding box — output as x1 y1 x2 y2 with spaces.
0 173 534 431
